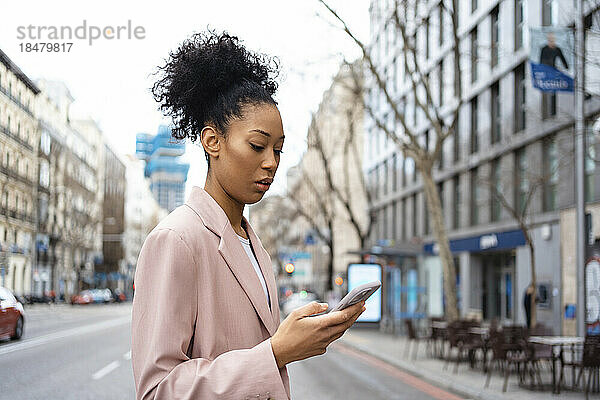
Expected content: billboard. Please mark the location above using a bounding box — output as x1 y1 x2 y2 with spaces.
347 263 382 323
529 27 574 92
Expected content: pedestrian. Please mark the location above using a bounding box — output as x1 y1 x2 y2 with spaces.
131 30 365 400
523 283 535 328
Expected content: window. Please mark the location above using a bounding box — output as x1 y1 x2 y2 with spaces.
412 193 418 237
453 116 461 162
586 127 596 202
470 96 479 153
383 159 388 196
438 60 444 106
425 17 430 60
491 158 502 221
491 82 501 143
439 6 444 46
453 175 461 229
515 64 527 132
406 156 416 183
471 28 478 83
382 205 388 240
542 0 554 26
515 0 526 50
470 167 479 225
392 201 398 240
472 0 478 13
392 154 398 192
543 137 558 211
491 7 499 68
542 93 557 118
424 194 430 235
515 148 528 214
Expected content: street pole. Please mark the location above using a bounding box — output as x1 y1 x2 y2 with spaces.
575 0 586 337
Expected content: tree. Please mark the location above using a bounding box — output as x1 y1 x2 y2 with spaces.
319 0 464 320
287 61 372 292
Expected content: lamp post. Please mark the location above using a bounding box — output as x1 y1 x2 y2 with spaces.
575 0 586 337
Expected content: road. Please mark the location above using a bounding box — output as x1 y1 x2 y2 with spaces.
0 304 463 400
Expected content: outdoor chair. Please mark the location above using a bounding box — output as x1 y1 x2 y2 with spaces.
484 326 530 392
427 317 446 358
404 319 428 360
572 335 600 399
444 319 482 373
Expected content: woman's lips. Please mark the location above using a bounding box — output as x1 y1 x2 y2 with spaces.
255 181 271 192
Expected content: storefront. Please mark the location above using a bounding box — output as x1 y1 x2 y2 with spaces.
349 244 423 333
425 225 561 330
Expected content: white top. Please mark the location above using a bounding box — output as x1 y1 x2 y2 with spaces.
237 233 270 308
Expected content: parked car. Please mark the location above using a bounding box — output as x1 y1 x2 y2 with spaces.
282 291 319 317
0 287 25 341
112 288 126 303
71 290 93 305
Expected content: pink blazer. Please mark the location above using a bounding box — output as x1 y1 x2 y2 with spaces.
131 186 290 400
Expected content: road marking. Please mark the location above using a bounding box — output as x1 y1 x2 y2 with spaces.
333 342 465 400
0 316 130 356
92 360 121 380
123 350 131 360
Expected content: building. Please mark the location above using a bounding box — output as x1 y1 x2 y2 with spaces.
97 143 126 291
123 153 167 297
0 49 40 297
366 0 600 332
36 82 104 301
284 62 367 299
135 125 189 212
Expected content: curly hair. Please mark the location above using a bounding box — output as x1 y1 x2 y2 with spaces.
151 30 280 164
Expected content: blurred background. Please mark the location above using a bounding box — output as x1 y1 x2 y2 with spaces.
1 0 600 399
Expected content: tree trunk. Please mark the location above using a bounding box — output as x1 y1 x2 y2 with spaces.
527 238 537 329
421 165 459 321
327 219 334 292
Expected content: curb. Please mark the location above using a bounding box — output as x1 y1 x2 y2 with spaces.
338 336 507 400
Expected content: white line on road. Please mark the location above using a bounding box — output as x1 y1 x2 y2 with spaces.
123 350 131 360
0 316 130 357
92 360 121 380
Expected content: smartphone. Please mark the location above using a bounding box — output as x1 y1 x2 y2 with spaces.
310 280 381 316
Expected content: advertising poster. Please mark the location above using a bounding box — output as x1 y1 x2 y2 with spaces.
347 263 382 323
529 27 574 92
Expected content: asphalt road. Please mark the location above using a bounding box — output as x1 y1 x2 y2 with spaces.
0 303 463 400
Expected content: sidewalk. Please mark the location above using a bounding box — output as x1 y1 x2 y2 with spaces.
339 327 587 400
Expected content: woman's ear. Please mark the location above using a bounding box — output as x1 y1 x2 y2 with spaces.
201 126 220 159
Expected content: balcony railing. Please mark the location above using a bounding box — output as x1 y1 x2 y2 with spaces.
0 163 35 186
0 84 34 117
0 123 33 152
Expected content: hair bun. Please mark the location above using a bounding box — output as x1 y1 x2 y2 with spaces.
152 30 280 143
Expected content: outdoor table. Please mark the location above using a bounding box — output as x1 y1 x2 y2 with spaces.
431 321 448 329
528 336 585 394
469 327 489 336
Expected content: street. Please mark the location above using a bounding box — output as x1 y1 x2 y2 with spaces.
0 304 464 400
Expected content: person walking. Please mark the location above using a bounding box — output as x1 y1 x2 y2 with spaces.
131 31 365 400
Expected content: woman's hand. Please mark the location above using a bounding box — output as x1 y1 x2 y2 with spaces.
270 300 365 369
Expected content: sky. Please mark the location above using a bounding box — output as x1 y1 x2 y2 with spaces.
0 0 370 200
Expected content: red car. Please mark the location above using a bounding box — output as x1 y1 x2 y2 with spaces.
0 287 25 341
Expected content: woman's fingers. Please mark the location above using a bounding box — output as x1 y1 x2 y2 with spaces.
320 301 365 326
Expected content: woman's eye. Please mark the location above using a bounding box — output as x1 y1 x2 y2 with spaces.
250 144 264 151
274 149 283 155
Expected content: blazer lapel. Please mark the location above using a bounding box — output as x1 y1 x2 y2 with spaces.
244 218 280 323
185 186 278 336
218 226 277 336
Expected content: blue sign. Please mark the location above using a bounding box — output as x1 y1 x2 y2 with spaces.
304 234 316 245
530 62 574 92
424 229 526 255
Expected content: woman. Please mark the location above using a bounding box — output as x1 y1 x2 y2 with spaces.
131 31 365 400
